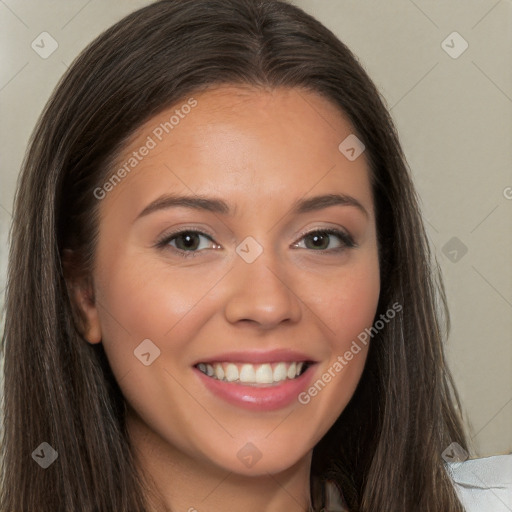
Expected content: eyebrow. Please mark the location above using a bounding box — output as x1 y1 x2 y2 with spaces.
135 192 368 221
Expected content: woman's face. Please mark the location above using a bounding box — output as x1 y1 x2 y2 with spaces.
77 86 380 476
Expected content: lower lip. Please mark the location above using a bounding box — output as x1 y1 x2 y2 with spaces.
194 365 316 411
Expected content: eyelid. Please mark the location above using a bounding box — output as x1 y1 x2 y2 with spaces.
155 224 214 242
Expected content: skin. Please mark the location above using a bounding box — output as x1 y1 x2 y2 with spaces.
72 85 380 512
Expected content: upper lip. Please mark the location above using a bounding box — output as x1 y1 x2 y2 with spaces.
193 348 317 365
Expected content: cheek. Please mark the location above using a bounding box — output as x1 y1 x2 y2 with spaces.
307 253 380 349
333 269 380 346
297 251 379 418
92 248 237 406
95 251 208 340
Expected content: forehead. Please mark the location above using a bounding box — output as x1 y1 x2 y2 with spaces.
100 85 373 221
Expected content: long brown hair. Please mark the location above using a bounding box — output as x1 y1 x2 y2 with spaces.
0 0 469 510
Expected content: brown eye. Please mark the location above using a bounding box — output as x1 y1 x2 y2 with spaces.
156 230 219 258
173 232 203 251
303 231 331 250
294 229 356 252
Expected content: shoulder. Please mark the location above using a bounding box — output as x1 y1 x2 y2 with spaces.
446 454 512 512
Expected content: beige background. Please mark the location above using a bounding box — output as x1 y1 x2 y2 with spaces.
0 0 511 457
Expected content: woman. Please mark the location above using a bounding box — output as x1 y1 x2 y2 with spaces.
1 0 509 510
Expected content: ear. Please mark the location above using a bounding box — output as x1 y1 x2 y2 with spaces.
63 249 102 345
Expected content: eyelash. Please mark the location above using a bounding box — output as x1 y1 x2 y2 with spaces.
155 228 356 259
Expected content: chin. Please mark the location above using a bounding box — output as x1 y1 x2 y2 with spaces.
201 439 313 477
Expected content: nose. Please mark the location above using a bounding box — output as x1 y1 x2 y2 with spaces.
223 249 302 329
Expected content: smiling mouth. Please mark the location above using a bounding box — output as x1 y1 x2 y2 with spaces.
194 361 313 386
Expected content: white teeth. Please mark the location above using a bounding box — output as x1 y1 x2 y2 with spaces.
255 363 274 384
225 363 239 382
214 363 225 380
287 362 297 379
273 362 287 381
197 361 309 384
239 364 256 383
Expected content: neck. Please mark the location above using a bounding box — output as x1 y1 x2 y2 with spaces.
126 407 314 512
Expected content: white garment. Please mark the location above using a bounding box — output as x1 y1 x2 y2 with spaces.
446 454 512 512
